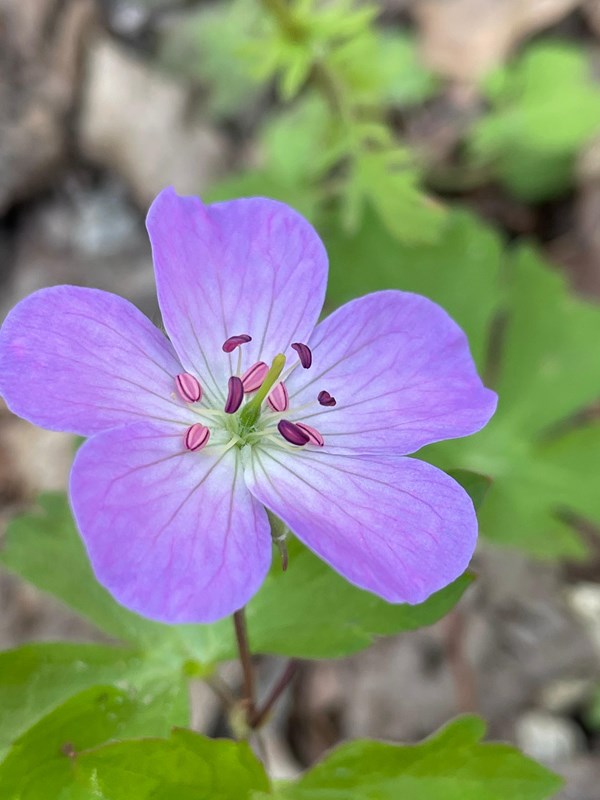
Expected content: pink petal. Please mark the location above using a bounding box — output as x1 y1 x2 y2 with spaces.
245 447 476 604
146 188 328 400
70 422 272 623
288 291 497 455
0 286 189 436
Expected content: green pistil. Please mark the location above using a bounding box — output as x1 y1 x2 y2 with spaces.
240 353 286 429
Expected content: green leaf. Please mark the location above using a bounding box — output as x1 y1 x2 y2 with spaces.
425 245 600 559
497 246 600 436
0 492 224 680
205 95 331 222
449 471 492 512
242 538 473 659
271 715 562 799
262 95 331 186
471 40 600 201
584 685 600 731
376 31 439 106
0 686 177 799
346 147 447 244
323 207 504 368
0 494 177 648
75 729 270 799
0 643 188 761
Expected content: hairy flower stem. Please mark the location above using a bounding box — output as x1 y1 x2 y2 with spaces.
250 659 300 729
233 608 257 724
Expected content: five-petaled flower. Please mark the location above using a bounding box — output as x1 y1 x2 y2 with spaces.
0 189 497 623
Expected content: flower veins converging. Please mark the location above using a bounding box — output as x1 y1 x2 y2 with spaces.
0 189 497 623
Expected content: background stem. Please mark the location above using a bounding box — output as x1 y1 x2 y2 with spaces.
251 659 299 729
233 608 257 721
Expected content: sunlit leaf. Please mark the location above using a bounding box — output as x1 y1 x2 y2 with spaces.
0 686 178 798
0 643 188 761
268 716 562 799
75 729 270 800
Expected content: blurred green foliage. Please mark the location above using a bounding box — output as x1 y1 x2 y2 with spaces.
159 0 264 118
202 0 445 242
470 41 600 201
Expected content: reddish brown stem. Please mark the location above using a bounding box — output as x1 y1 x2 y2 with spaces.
251 659 299 729
233 608 256 720
445 607 478 713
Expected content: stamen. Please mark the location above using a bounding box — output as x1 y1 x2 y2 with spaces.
318 390 337 407
267 382 289 412
185 423 210 451
278 419 309 446
291 342 312 369
175 373 202 403
222 334 252 353
296 421 324 447
240 353 286 428
241 361 269 393
224 376 244 414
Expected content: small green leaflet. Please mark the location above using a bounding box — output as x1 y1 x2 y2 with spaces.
1 492 472 663
0 643 188 761
470 40 600 201
74 729 270 800
268 716 562 800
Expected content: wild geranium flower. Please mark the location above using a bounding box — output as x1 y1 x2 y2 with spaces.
0 189 497 623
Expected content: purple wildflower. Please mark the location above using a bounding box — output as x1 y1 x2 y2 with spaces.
0 189 497 624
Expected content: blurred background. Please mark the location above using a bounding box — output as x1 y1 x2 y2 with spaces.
2 1 600 797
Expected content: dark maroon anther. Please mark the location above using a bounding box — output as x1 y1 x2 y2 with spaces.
222 334 252 353
277 419 309 446
291 342 312 369
296 421 324 447
224 376 244 414
318 390 336 407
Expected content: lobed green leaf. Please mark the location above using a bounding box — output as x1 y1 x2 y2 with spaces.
269 715 562 799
